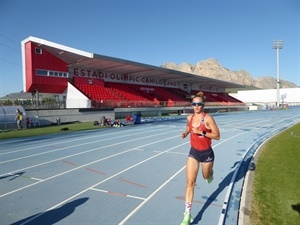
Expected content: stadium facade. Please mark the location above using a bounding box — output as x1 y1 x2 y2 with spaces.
21 36 244 110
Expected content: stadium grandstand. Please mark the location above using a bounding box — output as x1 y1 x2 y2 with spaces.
21 36 244 110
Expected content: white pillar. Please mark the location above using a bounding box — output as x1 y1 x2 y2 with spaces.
276 47 280 107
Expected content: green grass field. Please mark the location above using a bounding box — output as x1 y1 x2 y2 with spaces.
0 122 102 140
250 122 300 225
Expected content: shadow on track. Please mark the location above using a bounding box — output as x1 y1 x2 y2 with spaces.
191 158 251 224
10 197 89 225
0 172 25 181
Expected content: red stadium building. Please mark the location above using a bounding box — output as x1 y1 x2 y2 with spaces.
21 36 243 109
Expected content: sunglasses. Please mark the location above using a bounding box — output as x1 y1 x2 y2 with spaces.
192 102 204 106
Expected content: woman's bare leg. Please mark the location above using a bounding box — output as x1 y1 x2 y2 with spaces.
185 157 199 203
201 161 214 179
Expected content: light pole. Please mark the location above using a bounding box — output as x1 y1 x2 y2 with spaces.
273 40 283 107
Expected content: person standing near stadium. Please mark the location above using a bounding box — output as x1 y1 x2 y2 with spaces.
180 91 220 225
14 109 23 130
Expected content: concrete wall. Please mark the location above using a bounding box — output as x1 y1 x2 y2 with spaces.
25 109 115 126
66 82 91 108
114 106 183 118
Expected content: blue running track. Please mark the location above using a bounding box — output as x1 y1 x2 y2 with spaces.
1 107 299 225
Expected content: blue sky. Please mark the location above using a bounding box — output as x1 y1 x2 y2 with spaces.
0 0 299 97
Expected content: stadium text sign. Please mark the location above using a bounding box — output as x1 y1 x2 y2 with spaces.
73 68 177 87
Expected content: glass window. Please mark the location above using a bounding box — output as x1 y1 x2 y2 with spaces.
36 69 68 78
36 69 48 76
35 48 42 54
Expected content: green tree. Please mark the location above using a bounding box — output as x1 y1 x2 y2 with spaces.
3 99 13 106
14 99 20 105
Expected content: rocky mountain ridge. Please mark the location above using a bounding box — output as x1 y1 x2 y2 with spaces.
161 58 298 89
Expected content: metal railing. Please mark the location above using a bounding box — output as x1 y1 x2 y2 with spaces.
1 100 246 110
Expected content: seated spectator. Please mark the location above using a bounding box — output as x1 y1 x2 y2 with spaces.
104 118 111 126
126 114 133 121
26 117 32 128
111 119 126 127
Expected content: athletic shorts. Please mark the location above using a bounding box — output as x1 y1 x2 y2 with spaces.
188 147 215 163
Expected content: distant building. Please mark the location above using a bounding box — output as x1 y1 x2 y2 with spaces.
229 88 300 107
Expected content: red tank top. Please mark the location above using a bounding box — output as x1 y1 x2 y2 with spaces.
189 113 212 151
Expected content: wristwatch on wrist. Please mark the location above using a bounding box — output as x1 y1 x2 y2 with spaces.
202 131 206 136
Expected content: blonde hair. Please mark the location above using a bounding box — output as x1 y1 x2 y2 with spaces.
194 91 206 101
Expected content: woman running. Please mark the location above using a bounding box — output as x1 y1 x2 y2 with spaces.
180 91 220 225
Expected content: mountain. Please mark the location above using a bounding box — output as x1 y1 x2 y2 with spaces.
161 58 298 89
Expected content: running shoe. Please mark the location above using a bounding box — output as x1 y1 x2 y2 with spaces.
180 212 193 225
207 169 214 184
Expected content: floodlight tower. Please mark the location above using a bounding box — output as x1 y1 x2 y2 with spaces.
273 40 283 107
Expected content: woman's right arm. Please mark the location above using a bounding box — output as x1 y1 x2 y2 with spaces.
181 116 191 139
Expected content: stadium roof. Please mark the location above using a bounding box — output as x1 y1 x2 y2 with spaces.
23 36 243 89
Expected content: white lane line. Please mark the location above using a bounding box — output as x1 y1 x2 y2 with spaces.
0 129 121 155
117 131 248 224
0 149 134 198
153 150 187 155
4 173 43 182
215 113 299 131
0 134 179 198
1 112 280 157
15 140 187 225
0 119 268 198
126 194 146 201
0 128 180 176
0 126 173 156
1 125 154 150
0 127 174 163
118 166 186 225
218 126 290 225
30 177 44 181
89 187 146 201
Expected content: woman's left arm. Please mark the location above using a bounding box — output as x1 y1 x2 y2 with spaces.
206 115 220 140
